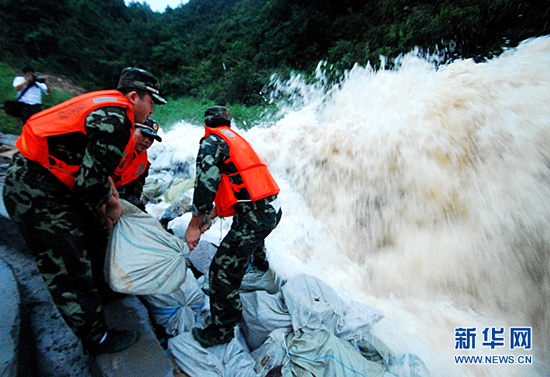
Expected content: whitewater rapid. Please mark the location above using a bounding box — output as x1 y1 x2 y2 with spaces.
151 36 550 376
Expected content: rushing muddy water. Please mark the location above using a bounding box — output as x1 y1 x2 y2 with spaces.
151 36 550 376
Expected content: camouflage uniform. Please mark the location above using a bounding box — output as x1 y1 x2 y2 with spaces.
3 105 132 344
116 165 149 211
192 133 282 341
115 117 161 211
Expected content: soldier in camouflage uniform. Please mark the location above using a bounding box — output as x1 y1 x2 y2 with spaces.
3 67 166 354
185 106 282 347
114 117 162 211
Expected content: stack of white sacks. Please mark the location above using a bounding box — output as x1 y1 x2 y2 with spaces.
107 198 429 377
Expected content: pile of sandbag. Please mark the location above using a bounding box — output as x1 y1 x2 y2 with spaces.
106 172 430 376
158 266 430 377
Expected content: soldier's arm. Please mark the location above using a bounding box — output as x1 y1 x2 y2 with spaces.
191 135 227 216
186 136 227 249
74 106 132 208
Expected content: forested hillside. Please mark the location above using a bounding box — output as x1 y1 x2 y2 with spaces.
1 0 548 105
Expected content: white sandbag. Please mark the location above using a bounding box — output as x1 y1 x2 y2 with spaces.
385 354 429 377
142 177 164 199
186 240 284 295
168 328 258 377
187 240 218 276
241 265 284 295
353 332 428 377
281 274 383 337
201 216 233 246
281 330 387 377
240 291 293 351
185 238 283 295
281 274 346 334
336 300 385 342
150 149 176 171
106 199 188 295
155 171 174 190
143 171 174 199
251 329 289 376
142 268 208 335
169 214 232 247
164 298 210 335
144 200 171 220
164 178 194 202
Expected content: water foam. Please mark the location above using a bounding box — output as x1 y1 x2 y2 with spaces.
152 36 550 376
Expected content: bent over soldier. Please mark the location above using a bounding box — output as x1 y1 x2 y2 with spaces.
185 106 282 347
112 117 162 211
3 67 166 354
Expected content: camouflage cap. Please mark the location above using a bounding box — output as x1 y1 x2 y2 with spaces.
136 117 162 142
117 67 167 105
204 106 231 128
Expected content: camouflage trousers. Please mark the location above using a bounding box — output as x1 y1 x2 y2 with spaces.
3 153 109 342
209 201 282 338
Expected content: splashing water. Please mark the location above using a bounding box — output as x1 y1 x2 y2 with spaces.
154 36 550 376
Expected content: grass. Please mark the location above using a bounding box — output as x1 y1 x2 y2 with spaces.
0 62 21 135
152 96 212 129
1 60 276 135
153 96 277 131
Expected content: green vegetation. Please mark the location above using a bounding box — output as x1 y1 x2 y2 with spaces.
153 96 214 129
1 58 272 134
142 96 275 131
0 62 19 134
1 0 548 133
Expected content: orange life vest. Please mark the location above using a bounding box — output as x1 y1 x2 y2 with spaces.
16 90 135 191
112 150 150 188
204 126 280 217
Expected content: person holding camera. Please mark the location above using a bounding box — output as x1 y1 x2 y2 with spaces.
12 65 51 123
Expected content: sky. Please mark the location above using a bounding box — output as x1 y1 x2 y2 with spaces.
125 0 189 13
